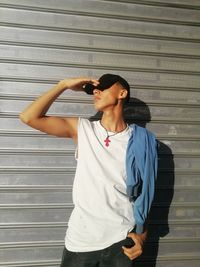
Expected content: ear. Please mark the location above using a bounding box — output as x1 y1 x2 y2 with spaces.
119 89 128 100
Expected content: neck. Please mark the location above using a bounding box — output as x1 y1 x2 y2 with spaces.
100 109 126 132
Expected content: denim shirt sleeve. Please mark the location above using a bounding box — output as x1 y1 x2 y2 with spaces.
126 124 158 234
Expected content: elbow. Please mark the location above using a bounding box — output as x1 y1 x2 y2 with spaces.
19 112 30 124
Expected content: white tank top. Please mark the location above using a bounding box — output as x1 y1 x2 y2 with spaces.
65 118 135 252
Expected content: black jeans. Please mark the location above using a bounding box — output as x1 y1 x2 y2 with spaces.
60 235 135 267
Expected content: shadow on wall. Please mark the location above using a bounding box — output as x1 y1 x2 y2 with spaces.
90 97 175 267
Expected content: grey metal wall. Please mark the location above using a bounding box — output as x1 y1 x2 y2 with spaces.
0 0 199 266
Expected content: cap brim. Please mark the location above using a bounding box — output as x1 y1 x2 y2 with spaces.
83 83 96 95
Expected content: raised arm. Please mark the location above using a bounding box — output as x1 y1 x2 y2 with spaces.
19 77 99 142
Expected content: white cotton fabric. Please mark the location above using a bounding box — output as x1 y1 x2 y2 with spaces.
65 118 135 252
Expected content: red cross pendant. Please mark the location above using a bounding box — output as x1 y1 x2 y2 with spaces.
104 136 111 147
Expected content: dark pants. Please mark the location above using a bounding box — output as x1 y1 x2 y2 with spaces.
60 235 135 267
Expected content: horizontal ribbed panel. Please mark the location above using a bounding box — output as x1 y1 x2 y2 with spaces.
1 7 200 41
1 63 200 89
103 0 200 9
1 44 200 73
1 26 200 58
0 0 199 24
0 0 199 266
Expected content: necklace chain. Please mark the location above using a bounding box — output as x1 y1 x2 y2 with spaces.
100 121 128 147
104 130 119 147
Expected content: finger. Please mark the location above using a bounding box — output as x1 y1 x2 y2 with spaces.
123 247 137 255
122 247 141 260
122 245 136 253
124 245 142 255
127 233 143 247
90 79 99 83
76 78 99 90
122 246 135 256
122 247 133 259
74 77 97 84
80 77 98 83
123 250 133 260
122 249 139 260
88 79 99 86
122 246 142 258
127 232 137 241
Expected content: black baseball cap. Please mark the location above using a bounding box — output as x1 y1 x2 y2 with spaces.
83 73 130 102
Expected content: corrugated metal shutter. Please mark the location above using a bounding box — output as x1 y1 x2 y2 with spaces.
0 0 199 266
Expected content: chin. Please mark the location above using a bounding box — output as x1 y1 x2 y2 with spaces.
94 102 104 111
94 99 116 112
94 105 104 112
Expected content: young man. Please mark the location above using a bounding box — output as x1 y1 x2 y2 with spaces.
20 74 157 267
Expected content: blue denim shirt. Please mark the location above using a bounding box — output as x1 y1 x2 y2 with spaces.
126 124 158 234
